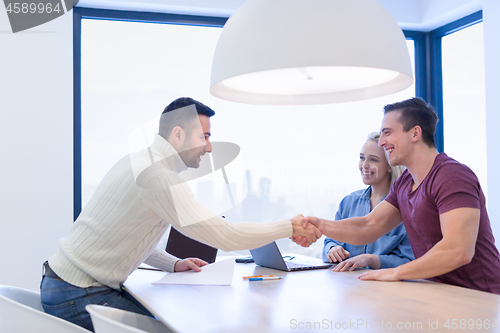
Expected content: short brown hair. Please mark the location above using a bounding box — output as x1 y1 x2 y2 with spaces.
383 97 438 147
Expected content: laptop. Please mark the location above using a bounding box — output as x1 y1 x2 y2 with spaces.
165 227 218 264
249 242 333 271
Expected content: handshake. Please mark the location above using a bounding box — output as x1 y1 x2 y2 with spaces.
290 214 323 247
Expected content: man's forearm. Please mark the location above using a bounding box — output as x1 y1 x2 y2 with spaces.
319 216 385 246
318 201 402 245
391 241 471 281
359 208 479 283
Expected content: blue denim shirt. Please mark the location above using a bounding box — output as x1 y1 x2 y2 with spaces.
322 187 414 268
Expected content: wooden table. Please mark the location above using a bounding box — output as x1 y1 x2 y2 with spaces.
124 258 500 332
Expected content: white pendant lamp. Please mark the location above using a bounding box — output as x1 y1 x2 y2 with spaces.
210 0 413 105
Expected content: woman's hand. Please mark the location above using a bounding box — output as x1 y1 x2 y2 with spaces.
332 254 380 272
327 246 351 263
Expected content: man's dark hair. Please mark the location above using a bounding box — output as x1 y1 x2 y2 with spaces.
162 97 215 117
383 97 439 147
159 97 215 139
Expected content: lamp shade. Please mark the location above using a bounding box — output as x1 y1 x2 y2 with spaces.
210 0 413 105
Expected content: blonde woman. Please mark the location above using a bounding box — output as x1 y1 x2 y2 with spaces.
323 132 414 271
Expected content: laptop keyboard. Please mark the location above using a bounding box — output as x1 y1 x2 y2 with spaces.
285 261 309 269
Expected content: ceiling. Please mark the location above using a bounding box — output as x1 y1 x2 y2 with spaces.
76 0 483 32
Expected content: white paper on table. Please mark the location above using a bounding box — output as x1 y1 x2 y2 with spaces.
152 257 235 286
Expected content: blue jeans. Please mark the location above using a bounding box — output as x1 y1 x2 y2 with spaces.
40 276 155 332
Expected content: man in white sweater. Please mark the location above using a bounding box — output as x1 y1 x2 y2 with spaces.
40 97 321 331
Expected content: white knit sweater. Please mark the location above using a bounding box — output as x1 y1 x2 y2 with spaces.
49 134 292 290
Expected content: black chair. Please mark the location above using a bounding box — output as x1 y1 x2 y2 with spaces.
165 227 218 263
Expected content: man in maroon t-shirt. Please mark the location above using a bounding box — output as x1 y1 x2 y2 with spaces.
301 97 500 294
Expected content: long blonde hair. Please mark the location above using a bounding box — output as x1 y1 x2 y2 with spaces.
366 132 406 187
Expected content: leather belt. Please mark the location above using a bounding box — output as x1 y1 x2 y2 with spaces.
43 261 63 280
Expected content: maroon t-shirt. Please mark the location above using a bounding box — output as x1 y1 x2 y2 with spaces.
386 153 500 294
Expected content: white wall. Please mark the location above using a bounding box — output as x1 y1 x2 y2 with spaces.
483 0 500 246
418 0 482 30
0 12 74 290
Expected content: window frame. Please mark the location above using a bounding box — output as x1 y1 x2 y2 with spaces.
73 8 227 219
427 10 483 153
73 7 458 220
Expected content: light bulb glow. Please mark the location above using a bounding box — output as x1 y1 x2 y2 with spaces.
222 66 400 95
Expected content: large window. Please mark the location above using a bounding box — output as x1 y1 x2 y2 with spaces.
80 14 416 258
442 22 486 196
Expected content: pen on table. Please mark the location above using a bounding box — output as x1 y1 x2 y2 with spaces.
242 275 275 279
248 276 283 281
